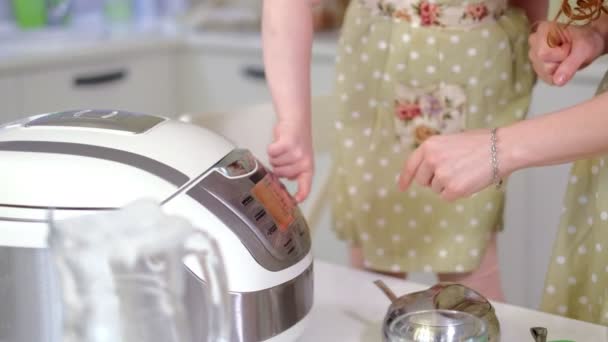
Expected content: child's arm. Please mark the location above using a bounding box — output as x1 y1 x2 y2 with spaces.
262 0 318 202
501 90 608 170
509 0 548 25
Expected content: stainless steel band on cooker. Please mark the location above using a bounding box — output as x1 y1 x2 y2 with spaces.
185 262 314 342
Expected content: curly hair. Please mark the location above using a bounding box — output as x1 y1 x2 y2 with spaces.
548 0 608 47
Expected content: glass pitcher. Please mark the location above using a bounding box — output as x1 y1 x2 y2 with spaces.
47 200 231 342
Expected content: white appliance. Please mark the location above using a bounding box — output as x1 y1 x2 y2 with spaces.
0 109 314 342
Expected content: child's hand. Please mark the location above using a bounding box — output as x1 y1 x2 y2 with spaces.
268 120 314 202
529 21 605 86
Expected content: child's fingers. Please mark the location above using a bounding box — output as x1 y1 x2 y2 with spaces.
267 140 289 158
294 171 313 203
273 164 301 179
270 151 300 167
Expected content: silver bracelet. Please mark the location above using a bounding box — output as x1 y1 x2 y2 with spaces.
490 128 503 189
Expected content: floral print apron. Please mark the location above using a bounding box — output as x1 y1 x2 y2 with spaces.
331 0 534 273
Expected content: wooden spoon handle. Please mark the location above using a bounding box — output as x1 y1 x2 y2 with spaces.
374 280 398 303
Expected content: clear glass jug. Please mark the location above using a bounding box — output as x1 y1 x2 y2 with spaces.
48 200 231 342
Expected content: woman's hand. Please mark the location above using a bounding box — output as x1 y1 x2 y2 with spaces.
529 21 605 86
268 120 314 203
398 130 513 201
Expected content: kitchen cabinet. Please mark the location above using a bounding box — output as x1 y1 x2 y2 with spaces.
0 76 23 122
21 53 178 117
179 49 271 114
0 30 336 122
178 45 336 114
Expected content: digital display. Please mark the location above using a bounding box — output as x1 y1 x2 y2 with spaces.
250 173 296 232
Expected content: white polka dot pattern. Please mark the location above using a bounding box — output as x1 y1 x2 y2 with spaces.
330 4 535 277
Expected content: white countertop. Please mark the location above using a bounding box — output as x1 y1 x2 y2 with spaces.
306 261 607 341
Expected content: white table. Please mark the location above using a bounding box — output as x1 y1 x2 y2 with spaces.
303 261 607 341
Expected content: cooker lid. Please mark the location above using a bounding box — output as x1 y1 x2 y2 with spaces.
24 109 166 133
0 146 188 209
0 110 237 209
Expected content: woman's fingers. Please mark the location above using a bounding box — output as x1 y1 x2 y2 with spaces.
414 161 434 187
537 42 570 63
528 22 571 85
430 175 444 194
399 147 423 191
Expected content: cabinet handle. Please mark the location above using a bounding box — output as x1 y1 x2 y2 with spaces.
73 70 128 87
242 66 266 81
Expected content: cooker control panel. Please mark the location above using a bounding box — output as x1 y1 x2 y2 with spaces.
187 149 311 271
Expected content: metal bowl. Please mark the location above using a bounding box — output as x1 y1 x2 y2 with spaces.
376 282 500 342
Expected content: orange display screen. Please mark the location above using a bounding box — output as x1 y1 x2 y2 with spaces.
251 173 296 231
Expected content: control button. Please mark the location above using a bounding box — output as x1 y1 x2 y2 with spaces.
241 195 254 207
254 209 267 222
266 224 278 236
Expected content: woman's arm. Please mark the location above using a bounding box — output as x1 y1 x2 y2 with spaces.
503 90 608 171
398 9 608 201
398 91 608 201
509 0 548 24
262 0 318 202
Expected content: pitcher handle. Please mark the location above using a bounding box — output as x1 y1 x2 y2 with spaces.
185 231 231 342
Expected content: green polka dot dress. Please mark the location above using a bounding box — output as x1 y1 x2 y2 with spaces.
330 0 534 273
541 74 608 326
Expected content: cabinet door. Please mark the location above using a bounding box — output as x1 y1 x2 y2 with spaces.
21 53 177 117
179 49 336 114
0 76 23 123
179 50 271 114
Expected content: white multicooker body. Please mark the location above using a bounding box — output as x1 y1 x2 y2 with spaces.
0 109 313 342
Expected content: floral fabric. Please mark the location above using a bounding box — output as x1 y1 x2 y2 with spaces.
364 0 507 28
394 83 467 148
